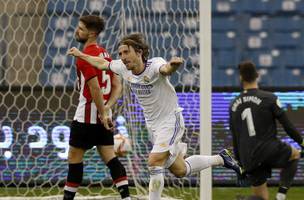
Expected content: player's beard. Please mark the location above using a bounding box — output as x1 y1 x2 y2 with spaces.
75 34 87 44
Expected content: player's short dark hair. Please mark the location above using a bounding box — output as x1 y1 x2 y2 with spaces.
79 15 105 35
119 33 150 62
238 60 259 83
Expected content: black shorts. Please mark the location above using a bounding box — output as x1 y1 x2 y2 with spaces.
69 120 114 149
247 141 292 187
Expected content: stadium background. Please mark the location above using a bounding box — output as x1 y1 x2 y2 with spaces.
0 0 304 199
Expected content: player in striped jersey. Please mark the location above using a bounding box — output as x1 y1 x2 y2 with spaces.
63 15 131 200
68 33 243 200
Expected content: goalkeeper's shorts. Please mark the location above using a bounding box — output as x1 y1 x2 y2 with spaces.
246 141 292 186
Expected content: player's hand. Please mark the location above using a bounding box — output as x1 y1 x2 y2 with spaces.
99 106 114 131
67 47 83 57
103 115 114 131
169 57 183 68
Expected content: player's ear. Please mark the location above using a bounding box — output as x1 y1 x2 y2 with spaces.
89 31 97 38
136 49 143 57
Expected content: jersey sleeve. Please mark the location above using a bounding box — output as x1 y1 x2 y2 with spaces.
79 61 99 82
271 95 284 118
80 48 105 82
99 51 112 62
151 57 167 74
108 59 124 75
229 102 240 161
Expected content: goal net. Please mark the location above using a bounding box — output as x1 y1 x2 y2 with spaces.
0 0 200 199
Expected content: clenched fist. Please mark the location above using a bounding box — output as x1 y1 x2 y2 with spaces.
67 47 83 57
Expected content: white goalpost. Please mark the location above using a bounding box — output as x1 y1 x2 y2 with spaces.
200 1 212 200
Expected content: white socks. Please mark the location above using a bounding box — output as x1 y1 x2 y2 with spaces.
185 155 224 176
148 166 165 200
122 197 131 200
276 193 286 200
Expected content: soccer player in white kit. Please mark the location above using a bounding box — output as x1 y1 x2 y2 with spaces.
68 33 243 200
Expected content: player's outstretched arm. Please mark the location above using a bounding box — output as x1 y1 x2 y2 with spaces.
67 47 110 70
159 57 183 76
277 112 303 146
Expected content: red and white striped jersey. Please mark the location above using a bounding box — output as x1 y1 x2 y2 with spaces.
73 43 113 124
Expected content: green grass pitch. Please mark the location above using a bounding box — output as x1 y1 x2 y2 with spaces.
0 187 303 199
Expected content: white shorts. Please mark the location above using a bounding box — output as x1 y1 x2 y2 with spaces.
148 111 187 168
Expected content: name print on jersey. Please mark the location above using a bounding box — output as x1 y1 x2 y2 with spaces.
232 96 262 112
130 82 153 96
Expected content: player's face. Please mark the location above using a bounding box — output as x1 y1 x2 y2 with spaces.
75 22 89 43
118 45 142 71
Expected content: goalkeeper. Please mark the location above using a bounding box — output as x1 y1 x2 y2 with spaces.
229 61 304 200
68 33 243 200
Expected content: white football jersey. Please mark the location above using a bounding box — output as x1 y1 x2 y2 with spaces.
109 57 182 128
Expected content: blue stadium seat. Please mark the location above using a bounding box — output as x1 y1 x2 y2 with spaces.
240 0 274 14
123 0 169 13
48 17 69 31
242 50 281 68
103 14 121 30
243 15 271 32
282 50 304 68
178 16 199 32
281 68 304 86
96 0 121 15
212 16 238 32
213 32 238 50
47 0 120 15
270 16 303 32
39 65 76 86
145 34 167 57
243 32 272 50
298 1 304 12
272 32 302 49
44 48 74 68
258 68 283 86
167 0 198 12
212 0 238 14
47 0 65 13
44 29 75 49
125 15 198 33
213 50 239 69
98 30 121 53
126 15 172 33
47 0 85 14
212 68 239 86
271 0 302 14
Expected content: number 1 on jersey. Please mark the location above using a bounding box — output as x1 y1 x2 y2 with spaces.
241 108 256 137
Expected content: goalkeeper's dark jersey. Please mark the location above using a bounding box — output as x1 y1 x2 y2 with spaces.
229 88 302 171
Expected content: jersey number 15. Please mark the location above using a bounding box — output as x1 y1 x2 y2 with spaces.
102 71 111 95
